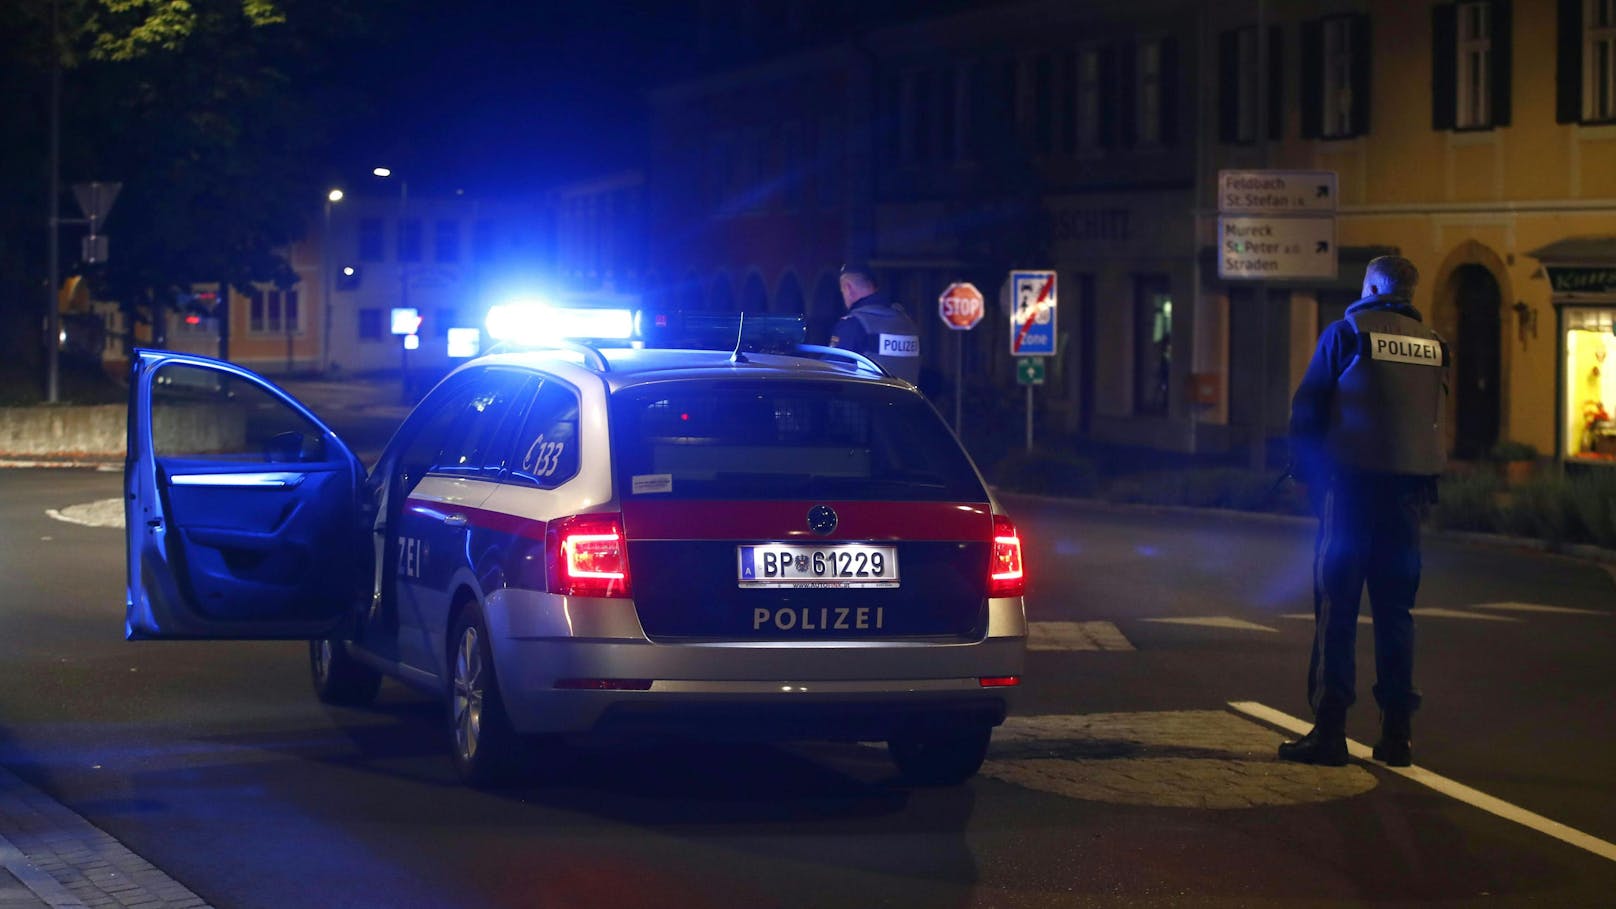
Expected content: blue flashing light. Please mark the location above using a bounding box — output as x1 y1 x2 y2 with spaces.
485 300 634 345
636 310 807 352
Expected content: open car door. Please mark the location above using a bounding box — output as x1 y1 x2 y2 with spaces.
125 350 366 640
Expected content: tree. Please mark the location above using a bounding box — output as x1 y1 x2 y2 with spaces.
0 0 386 396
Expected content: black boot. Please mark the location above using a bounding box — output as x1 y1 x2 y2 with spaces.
1278 705 1348 766
1372 708 1412 767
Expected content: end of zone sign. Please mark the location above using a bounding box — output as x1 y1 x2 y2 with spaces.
1009 271 1056 356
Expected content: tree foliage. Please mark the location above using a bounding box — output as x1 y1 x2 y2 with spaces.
0 0 387 375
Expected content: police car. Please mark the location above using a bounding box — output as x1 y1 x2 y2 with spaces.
124 305 1028 787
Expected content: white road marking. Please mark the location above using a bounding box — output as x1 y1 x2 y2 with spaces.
44 499 124 529
1229 701 1616 864
1281 612 1370 625
1279 609 1521 624
1412 607 1519 622
1027 621 1135 652
1472 602 1610 617
1142 616 1278 633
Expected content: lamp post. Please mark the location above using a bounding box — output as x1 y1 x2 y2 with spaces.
374 168 412 400
321 188 343 373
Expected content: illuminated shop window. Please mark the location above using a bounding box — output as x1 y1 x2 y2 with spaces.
1565 308 1616 461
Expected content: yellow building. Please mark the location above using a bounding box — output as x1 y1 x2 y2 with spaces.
1198 0 1616 466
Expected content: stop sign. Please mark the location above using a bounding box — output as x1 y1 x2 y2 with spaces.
938 282 984 330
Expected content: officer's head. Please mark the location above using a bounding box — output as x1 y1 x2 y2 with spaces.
1363 256 1419 300
839 262 877 308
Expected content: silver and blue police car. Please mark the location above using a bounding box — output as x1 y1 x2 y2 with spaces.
124 305 1028 787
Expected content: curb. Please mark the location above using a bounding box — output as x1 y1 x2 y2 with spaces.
993 490 1616 568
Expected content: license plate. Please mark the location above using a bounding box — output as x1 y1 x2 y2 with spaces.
737 544 900 588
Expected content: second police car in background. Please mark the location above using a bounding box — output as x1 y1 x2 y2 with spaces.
124 306 1028 786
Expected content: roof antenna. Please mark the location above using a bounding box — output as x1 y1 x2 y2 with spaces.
730 311 749 364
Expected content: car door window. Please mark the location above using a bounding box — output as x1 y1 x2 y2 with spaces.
507 380 581 489
393 380 476 494
151 362 327 462
433 371 531 477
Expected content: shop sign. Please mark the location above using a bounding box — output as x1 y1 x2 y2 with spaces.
1548 266 1616 296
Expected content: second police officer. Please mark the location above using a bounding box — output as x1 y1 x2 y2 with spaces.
830 261 922 384
1280 255 1448 768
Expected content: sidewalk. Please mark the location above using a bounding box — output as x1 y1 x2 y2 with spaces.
0 767 210 909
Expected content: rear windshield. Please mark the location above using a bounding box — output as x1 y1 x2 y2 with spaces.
610 380 987 502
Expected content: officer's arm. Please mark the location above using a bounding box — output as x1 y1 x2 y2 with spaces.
1288 322 1354 483
829 315 865 351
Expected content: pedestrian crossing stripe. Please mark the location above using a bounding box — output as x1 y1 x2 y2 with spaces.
1472 602 1610 617
1027 621 1135 651
1279 609 1520 623
1142 617 1278 633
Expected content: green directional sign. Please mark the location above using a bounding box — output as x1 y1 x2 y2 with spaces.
1016 357 1045 386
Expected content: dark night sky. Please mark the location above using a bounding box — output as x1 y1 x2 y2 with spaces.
329 0 696 196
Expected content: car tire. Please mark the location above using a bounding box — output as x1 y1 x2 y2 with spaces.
888 726 993 786
309 639 382 706
447 604 526 788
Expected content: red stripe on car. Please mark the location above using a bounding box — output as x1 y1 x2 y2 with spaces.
621 500 991 541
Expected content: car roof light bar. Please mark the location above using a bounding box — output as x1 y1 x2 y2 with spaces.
485 338 611 372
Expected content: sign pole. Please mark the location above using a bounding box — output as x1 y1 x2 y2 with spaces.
955 330 963 434
1026 385 1034 451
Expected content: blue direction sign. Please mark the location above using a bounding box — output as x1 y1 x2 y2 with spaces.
1009 270 1057 357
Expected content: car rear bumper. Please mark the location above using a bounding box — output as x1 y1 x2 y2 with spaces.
483 588 1026 737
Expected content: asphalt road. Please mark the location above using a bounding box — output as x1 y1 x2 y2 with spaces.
2 467 1614 908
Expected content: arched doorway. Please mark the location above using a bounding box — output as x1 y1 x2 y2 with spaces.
810 272 842 345
776 272 805 316
741 272 769 313
710 273 734 312
1453 264 1502 459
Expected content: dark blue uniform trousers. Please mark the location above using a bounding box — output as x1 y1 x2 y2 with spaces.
1309 474 1427 716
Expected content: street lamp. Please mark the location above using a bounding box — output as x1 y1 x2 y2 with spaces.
321 188 344 373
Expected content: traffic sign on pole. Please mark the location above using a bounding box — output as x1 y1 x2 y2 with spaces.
1217 170 1336 214
1008 270 1056 356
938 282 984 330
1218 216 1337 280
71 182 121 229
1016 357 1045 386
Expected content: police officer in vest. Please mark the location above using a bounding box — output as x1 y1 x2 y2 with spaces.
1280 255 1448 768
830 262 922 384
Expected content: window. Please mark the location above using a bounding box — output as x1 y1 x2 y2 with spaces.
1219 26 1285 143
434 371 530 477
1588 0 1616 121
816 116 841 208
358 218 384 262
1435 2 1511 130
1075 48 1102 151
1136 40 1163 146
1323 19 1355 137
1565 307 1616 462
397 219 422 262
1303 15 1370 138
1458 2 1493 127
473 219 496 261
1034 54 1055 154
358 308 383 341
608 381 985 502
435 307 459 337
151 362 326 462
247 289 300 335
508 381 582 489
1133 279 1172 417
434 219 459 263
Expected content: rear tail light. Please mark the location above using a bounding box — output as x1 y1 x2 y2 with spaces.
546 512 632 598
988 513 1025 597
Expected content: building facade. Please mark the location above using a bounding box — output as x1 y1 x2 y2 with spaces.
648 0 1616 465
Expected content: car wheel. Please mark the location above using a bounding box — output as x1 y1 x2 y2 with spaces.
888 726 993 786
448 604 525 787
309 639 382 706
